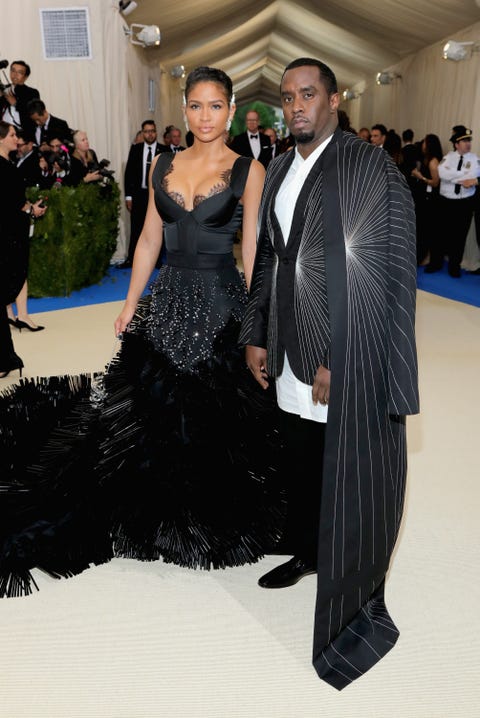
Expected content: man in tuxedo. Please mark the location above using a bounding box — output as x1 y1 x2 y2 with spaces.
168 127 185 153
263 127 281 160
122 119 169 268
230 109 273 168
240 58 418 689
15 131 41 188
0 60 39 135
27 99 73 150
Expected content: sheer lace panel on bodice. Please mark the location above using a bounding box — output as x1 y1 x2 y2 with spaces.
161 163 233 210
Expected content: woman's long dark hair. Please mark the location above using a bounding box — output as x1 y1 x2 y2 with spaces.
423 134 443 163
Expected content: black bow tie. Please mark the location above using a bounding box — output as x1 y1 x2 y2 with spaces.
250 134 258 139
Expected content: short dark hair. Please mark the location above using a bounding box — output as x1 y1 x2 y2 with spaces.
282 58 338 96
402 128 414 142
185 66 233 103
0 120 12 140
27 98 46 116
141 119 156 130
371 123 387 136
17 129 35 143
11 60 31 77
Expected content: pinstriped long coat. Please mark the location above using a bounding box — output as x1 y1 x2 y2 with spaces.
239 128 419 689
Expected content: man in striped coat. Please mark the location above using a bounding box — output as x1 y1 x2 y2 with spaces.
240 58 419 690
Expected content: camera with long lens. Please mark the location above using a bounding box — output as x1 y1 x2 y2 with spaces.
90 158 115 185
0 59 12 94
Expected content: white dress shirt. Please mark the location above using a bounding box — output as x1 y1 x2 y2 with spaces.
274 136 333 422
438 150 480 199
249 133 261 159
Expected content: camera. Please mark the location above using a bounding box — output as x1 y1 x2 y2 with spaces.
91 158 115 185
0 59 11 94
40 148 71 173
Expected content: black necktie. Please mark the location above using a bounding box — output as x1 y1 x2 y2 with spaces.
250 134 258 139
146 145 152 172
454 156 463 194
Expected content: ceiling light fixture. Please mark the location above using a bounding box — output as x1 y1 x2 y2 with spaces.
442 40 479 61
124 23 161 48
375 71 402 86
170 65 186 79
342 89 362 101
119 0 138 16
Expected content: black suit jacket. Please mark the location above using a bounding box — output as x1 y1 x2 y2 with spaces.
0 84 39 135
230 131 273 169
124 142 169 198
35 115 73 147
16 149 42 189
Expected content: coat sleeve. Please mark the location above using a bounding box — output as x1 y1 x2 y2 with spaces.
385 158 420 415
238 192 275 349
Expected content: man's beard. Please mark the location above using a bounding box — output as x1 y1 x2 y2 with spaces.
293 130 314 144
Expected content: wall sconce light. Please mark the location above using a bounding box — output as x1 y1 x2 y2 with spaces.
170 65 186 79
342 89 362 100
442 40 480 61
375 71 402 85
124 23 161 47
119 0 138 16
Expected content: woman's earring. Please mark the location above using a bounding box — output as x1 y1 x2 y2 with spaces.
226 118 232 132
183 114 189 132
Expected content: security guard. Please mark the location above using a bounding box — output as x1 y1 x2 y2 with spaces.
430 126 480 277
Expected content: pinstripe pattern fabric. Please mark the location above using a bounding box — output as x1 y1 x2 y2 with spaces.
239 129 419 689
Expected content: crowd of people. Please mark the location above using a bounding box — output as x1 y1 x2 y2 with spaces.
0 59 116 370
1 50 476 688
349 118 480 276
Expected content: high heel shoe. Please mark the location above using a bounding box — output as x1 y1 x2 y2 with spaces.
0 353 24 378
7 318 17 327
14 319 45 332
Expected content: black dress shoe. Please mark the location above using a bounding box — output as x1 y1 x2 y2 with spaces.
448 265 461 278
118 260 132 269
258 556 316 589
424 264 441 274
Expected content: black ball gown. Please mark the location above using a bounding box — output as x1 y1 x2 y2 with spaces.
0 154 285 597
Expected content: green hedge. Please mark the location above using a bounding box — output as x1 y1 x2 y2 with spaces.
26 181 121 297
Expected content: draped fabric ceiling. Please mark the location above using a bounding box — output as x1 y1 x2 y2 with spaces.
124 0 480 106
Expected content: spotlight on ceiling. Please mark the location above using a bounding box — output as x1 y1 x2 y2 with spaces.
375 71 402 86
170 65 186 79
442 40 478 61
342 89 362 101
119 0 138 16
124 23 161 47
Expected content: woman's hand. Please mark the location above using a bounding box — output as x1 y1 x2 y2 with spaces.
84 171 102 183
31 200 47 218
114 304 136 338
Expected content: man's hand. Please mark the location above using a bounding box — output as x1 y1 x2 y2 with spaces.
312 364 331 405
245 345 269 390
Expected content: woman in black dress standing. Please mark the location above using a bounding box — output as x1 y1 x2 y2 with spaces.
0 121 46 377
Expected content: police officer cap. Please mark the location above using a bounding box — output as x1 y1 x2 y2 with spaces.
450 125 473 144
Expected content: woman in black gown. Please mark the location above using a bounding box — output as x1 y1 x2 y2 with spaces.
0 121 46 377
0 68 285 596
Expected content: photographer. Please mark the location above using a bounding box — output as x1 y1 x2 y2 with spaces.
27 98 73 151
36 136 77 188
68 130 103 186
0 60 39 135
0 122 47 377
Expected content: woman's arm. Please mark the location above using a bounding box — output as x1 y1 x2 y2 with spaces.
240 159 265 290
114 156 163 335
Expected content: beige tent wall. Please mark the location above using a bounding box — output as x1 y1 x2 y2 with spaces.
342 21 480 150
2 3 480 258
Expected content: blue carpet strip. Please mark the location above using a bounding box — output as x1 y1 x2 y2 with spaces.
15 264 480 315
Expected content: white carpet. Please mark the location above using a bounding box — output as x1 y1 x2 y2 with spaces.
1 290 479 717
